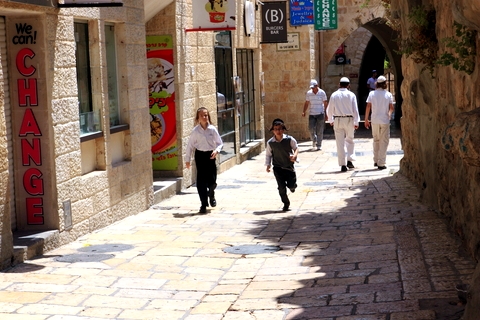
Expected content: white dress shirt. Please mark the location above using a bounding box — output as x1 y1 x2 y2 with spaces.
185 124 223 163
326 88 360 126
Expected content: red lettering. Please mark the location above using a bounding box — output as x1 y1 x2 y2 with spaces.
23 168 44 195
19 108 41 136
16 47 36 77
18 78 38 106
21 138 41 165
26 197 44 225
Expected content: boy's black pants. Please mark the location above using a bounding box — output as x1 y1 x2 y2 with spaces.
195 150 217 207
273 166 296 205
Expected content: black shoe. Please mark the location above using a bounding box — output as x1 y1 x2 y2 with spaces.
282 204 290 211
378 165 387 170
289 184 297 193
374 162 378 167
199 206 207 214
209 197 216 207
347 161 355 169
341 165 348 172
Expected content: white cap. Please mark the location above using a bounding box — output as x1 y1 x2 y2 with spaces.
309 79 318 88
377 75 386 83
340 77 350 83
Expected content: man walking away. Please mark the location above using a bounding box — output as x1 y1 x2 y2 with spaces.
326 77 360 172
302 79 328 151
364 75 394 170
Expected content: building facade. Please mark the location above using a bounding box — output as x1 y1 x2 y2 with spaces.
145 0 266 188
0 0 153 268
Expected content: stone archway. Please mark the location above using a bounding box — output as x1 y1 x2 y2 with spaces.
362 18 403 124
320 18 402 123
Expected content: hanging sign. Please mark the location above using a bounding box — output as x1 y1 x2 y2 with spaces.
290 0 314 26
314 0 337 30
261 1 287 43
189 0 236 32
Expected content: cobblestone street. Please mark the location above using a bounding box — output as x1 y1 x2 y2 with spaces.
0 128 475 320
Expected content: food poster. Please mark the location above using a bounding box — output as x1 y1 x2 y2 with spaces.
146 35 178 170
192 0 236 31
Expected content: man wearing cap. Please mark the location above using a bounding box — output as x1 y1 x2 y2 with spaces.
302 79 328 150
364 75 394 170
367 70 378 91
327 77 360 172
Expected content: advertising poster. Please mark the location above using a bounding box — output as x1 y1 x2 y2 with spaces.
191 0 236 31
146 35 178 170
290 0 314 26
9 17 56 229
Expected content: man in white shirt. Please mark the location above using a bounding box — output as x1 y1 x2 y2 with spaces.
327 77 360 172
364 75 394 170
302 79 328 150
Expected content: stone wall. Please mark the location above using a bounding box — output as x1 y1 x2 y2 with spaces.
391 0 480 317
0 1 153 267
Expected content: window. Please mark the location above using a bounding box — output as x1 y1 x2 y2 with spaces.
236 49 256 146
75 22 101 136
215 32 236 163
105 24 120 127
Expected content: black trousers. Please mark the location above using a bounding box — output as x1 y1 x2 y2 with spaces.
273 166 297 205
195 150 217 207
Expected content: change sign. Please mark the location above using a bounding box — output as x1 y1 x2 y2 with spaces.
314 0 337 30
262 1 287 43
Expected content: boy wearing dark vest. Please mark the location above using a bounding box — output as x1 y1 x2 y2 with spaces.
265 119 299 211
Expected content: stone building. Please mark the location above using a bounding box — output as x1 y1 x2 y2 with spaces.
262 1 402 141
0 0 267 269
145 0 265 188
0 0 153 268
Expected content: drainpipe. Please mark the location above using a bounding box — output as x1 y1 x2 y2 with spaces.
319 31 323 87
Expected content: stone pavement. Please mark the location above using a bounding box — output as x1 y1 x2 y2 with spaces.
0 126 476 320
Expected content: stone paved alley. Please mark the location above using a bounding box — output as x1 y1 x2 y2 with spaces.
0 127 476 320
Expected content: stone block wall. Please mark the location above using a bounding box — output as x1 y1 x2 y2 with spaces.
390 0 480 317
51 2 153 242
0 0 153 266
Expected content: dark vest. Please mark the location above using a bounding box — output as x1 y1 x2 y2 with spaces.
269 136 294 169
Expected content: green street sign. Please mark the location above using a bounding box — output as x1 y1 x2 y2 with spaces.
314 0 337 30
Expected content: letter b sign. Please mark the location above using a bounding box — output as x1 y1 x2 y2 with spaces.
261 1 287 43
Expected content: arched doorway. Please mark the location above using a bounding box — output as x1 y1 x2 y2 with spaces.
358 36 386 115
362 18 403 125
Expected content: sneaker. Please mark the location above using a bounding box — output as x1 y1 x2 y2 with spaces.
317 146 322 151
282 204 290 211
341 165 348 172
378 165 387 170
347 161 355 169
199 206 207 214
